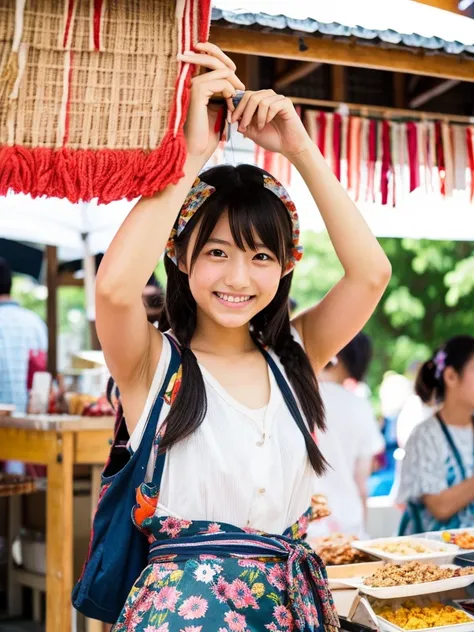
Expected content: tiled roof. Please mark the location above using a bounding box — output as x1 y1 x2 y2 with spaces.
211 0 474 55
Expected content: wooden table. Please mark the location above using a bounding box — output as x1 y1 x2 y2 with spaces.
0 415 115 632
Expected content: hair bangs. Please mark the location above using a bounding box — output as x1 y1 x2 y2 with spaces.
185 182 292 270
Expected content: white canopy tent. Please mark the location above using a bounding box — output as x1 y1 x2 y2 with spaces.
0 193 136 371
0 192 136 321
0 192 135 261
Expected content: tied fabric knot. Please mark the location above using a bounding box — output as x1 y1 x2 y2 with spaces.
275 537 339 632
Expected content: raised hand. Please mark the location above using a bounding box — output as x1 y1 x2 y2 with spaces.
231 90 311 158
179 42 245 160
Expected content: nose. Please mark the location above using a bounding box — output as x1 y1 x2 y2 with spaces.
224 256 250 290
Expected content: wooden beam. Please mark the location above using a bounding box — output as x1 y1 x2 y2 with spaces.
331 65 346 101
409 78 461 107
273 61 322 91
289 95 474 124
210 26 474 83
46 246 57 377
412 0 461 13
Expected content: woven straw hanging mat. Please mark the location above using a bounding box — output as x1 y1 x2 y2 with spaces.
0 0 212 203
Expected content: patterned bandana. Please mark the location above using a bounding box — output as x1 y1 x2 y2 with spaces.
165 174 304 274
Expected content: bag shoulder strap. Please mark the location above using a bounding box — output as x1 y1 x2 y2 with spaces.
148 334 182 486
260 346 305 429
436 414 467 481
130 333 182 456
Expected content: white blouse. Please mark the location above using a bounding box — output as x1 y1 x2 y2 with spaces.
129 329 315 534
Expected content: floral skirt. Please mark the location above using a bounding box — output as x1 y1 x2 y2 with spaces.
112 511 339 632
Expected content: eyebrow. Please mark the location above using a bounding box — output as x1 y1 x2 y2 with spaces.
206 237 267 249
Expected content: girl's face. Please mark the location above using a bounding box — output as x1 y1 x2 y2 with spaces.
183 213 283 329
446 355 474 410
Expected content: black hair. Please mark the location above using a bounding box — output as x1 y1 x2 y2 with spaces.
337 332 372 382
0 258 12 295
415 335 474 404
158 164 327 475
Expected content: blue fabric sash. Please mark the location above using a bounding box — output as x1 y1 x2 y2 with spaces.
148 530 339 632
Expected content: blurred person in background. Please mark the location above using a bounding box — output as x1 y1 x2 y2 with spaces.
142 273 165 326
398 336 474 534
310 332 385 537
0 257 47 473
396 360 436 450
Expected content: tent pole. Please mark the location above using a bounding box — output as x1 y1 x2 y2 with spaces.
46 245 58 376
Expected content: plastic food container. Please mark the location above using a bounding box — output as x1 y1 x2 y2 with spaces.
352 537 459 565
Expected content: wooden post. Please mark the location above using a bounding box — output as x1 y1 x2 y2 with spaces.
7 495 23 617
89 322 101 351
331 65 346 101
245 55 260 91
46 246 58 377
46 432 74 632
393 73 406 108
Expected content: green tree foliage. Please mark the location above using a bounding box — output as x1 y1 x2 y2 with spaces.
291 232 474 389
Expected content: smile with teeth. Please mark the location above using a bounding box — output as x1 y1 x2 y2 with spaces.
215 292 254 304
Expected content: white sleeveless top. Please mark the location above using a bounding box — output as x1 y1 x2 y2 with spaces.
129 328 315 534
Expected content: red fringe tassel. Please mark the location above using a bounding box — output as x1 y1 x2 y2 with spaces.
0 130 188 204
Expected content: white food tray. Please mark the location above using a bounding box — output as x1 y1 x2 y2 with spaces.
341 565 474 599
352 536 459 564
422 530 474 555
327 561 384 590
370 597 474 632
377 612 474 632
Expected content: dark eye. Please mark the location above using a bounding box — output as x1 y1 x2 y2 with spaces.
209 249 226 258
254 252 272 262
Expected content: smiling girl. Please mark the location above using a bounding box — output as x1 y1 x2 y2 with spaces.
96 44 391 632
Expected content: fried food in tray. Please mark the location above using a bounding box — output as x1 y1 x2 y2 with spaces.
374 600 472 630
310 494 331 522
364 561 474 588
442 531 474 550
313 533 373 566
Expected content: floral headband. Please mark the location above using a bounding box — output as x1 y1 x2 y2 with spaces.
165 174 304 274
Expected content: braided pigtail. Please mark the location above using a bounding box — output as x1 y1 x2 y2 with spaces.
158 258 207 453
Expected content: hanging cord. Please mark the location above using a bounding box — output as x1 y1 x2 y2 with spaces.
229 90 245 164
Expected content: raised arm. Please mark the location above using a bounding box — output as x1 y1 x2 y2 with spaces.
229 91 391 373
289 143 392 371
96 43 244 432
